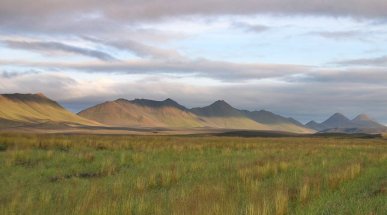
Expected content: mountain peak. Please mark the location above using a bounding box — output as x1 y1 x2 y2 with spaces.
163 98 179 105
306 120 318 125
331 112 347 118
327 113 350 121
35 92 47 98
353 114 371 121
124 98 187 110
321 112 353 128
326 113 350 121
162 98 187 110
115 98 128 102
210 100 232 108
191 100 241 117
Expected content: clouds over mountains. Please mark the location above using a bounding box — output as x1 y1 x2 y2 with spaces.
1 0 387 124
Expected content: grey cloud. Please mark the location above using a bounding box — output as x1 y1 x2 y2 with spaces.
0 70 40 78
3 58 387 86
284 68 387 84
82 36 184 60
308 30 367 40
1 39 116 61
2 0 387 34
0 59 311 82
0 72 77 97
334 55 387 66
233 22 270 33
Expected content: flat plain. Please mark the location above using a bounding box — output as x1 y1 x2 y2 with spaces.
0 133 386 215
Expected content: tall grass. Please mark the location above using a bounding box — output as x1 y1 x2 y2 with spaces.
0 133 386 214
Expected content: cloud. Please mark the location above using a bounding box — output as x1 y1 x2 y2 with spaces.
232 22 270 33
1 1 387 34
0 58 311 82
1 0 387 124
334 55 387 66
0 72 77 96
81 36 184 60
284 68 387 84
1 39 116 61
0 70 40 78
308 30 367 40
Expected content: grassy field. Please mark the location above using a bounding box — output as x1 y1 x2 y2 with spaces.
0 133 386 215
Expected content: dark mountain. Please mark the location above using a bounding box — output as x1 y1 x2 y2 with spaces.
243 110 313 133
189 100 270 129
129 98 187 110
321 113 355 128
190 100 243 117
243 110 302 125
190 102 313 132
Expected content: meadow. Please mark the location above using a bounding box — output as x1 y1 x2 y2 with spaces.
0 133 386 215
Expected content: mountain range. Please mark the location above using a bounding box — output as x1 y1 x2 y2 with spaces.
305 113 387 133
79 98 312 133
0 93 385 134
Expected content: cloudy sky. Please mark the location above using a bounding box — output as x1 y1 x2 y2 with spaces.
1 0 387 123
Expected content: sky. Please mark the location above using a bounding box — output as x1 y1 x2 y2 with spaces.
1 0 387 124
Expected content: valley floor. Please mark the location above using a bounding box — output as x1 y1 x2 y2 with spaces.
0 134 386 214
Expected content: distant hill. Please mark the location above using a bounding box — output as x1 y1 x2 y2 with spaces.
79 99 313 133
305 113 387 133
0 93 98 127
78 98 204 128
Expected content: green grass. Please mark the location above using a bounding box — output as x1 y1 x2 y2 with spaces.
0 133 386 214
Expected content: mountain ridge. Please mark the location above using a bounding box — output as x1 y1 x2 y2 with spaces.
79 98 313 133
1 93 384 134
305 113 387 133
78 98 203 128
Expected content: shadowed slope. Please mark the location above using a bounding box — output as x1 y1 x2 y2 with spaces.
242 110 313 133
